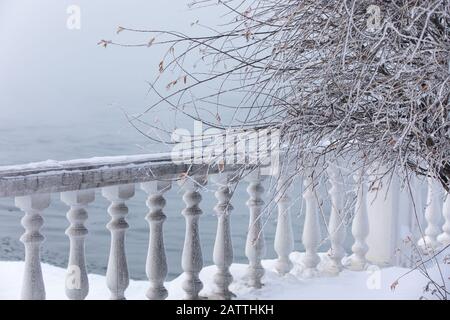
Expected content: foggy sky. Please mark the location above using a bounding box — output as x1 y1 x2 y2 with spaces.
0 0 222 125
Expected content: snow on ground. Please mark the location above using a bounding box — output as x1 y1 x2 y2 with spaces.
1 252 448 300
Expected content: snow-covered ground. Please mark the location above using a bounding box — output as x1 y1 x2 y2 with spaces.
1 252 448 300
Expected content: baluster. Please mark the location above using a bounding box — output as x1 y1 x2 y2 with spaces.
325 162 346 274
418 177 443 251
245 170 266 288
411 176 425 241
102 184 135 300
178 175 207 299
274 175 294 276
15 194 50 300
346 169 369 271
438 195 450 246
402 176 425 268
211 173 235 299
141 181 171 300
301 170 321 277
61 189 94 300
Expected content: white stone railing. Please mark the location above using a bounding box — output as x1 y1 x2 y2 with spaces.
0 153 449 300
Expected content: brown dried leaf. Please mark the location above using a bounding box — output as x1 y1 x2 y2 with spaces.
97 40 111 48
179 172 188 179
390 280 399 291
245 30 252 41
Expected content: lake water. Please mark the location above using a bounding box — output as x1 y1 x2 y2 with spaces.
0 112 354 280
0 0 355 280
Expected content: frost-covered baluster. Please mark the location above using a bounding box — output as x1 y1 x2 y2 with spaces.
346 169 369 271
301 170 321 277
274 175 294 276
411 176 425 241
245 170 266 288
326 162 346 274
178 175 207 300
438 195 450 246
141 181 171 300
418 177 443 251
15 194 50 300
102 184 135 300
211 173 235 299
61 189 94 300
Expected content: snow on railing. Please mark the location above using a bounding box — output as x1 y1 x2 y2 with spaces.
0 153 448 300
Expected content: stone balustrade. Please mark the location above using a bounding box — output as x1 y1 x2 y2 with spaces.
0 153 448 299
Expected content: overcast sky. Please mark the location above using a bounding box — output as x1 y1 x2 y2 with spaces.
0 0 223 125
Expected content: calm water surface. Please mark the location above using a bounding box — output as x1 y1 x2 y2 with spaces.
0 111 352 280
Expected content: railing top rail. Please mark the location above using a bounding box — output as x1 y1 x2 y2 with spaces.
0 153 246 198
0 153 174 177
